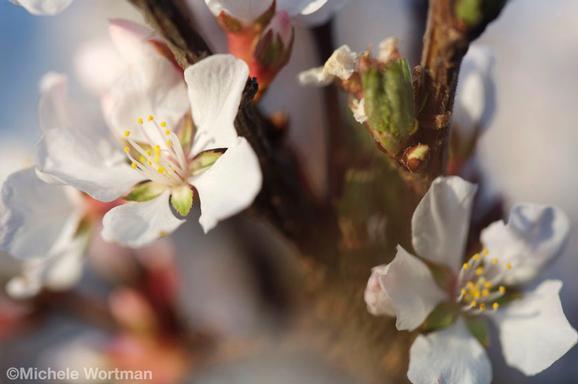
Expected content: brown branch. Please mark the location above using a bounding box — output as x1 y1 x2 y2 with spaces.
404 0 506 195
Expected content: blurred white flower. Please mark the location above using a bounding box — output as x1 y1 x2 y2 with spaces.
37 21 262 247
10 0 73 15
453 46 496 144
204 0 347 26
365 176 577 384
0 167 87 299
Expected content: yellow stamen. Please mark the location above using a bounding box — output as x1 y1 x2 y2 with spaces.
483 281 493 289
157 166 165 174
479 303 487 312
160 121 167 127
123 130 130 137
166 140 173 147
165 129 171 135
482 289 490 297
139 155 146 163
475 267 484 276
491 257 498 265
123 146 130 153
472 253 481 261
506 262 513 270
137 117 143 125
147 115 154 121
498 286 506 294
481 248 489 256
131 162 138 169
492 302 500 311
463 262 470 270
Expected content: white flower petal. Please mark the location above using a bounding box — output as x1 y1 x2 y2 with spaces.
204 0 273 25
481 204 569 285
412 176 477 270
324 45 357 80
351 98 367 123
298 67 333 86
102 191 184 248
453 46 495 137
0 168 81 261
10 0 73 15
103 20 189 139
6 233 88 299
37 73 144 201
191 137 262 233
364 264 395 317
377 246 446 331
492 280 577 376
279 0 347 25
184 54 249 150
408 319 492 384
74 38 125 95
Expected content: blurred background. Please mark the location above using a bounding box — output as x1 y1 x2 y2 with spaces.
0 0 577 383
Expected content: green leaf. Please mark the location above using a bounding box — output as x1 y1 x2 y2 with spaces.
190 149 226 176
124 182 166 202
465 316 491 347
170 185 194 217
361 58 417 154
421 302 459 332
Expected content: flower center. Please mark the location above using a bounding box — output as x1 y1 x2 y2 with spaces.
455 248 513 314
123 115 189 188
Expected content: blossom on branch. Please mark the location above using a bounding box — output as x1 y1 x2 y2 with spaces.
36 21 262 248
365 176 577 384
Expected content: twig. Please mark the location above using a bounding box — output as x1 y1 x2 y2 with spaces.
403 0 507 195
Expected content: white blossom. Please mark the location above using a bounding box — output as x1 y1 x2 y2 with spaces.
36 21 262 247
365 176 577 384
10 0 73 15
0 168 87 299
205 0 347 26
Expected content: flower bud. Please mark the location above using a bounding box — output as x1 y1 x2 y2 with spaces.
251 11 295 97
364 264 395 317
205 0 275 32
361 57 417 155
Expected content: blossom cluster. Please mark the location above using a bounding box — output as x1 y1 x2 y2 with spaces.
2 1 577 384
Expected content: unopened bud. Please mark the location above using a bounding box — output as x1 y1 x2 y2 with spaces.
403 143 430 172
252 11 294 97
206 0 275 32
361 57 417 155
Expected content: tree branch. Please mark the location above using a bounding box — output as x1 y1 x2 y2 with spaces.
404 0 507 195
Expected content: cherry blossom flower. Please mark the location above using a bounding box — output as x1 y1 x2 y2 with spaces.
365 176 577 384
9 0 73 15
36 22 262 248
0 167 88 299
